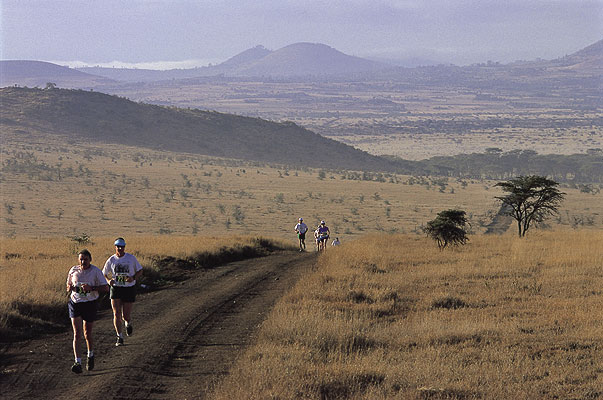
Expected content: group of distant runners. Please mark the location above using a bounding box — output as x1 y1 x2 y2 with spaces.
66 237 142 374
294 217 340 252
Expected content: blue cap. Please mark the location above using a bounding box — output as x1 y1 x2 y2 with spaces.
114 238 126 246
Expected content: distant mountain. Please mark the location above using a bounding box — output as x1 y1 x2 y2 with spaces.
73 42 390 81
228 43 390 77
220 45 273 68
75 45 273 82
0 87 400 172
0 60 114 88
550 39 603 74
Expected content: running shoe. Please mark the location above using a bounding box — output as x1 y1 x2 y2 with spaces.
86 355 95 371
126 324 133 336
71 362 83 374
116 336 124 346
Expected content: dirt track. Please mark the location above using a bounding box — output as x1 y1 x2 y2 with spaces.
1 250 316 400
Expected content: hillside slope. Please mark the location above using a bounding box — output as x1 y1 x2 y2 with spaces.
0 60 114 88
0 87 398 172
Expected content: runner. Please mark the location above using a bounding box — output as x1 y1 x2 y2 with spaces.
103 237 143 347
317 220 330 251
314 227 321 252
294 217 308 251
331 237 341 246
66 249 109 373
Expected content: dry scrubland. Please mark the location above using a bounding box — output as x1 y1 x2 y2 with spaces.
212 231 603 399
0 234 290 337
112 81 601 160
2 134 602 241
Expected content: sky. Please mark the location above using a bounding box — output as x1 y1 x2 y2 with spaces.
1 0 602 69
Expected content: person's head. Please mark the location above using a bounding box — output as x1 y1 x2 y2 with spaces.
114 237 126 256
78 249 92 269
320 220 325 226
299 217 303 222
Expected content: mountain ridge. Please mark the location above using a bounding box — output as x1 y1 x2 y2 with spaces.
1 40 600 86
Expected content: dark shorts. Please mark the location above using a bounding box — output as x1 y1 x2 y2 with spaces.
68 299 98 322
298 232 306 240
110 285 137 303
320 235 330 242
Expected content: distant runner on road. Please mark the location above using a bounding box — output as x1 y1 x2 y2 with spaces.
294 217 308 251
103 237 143 347
331 237 341 246
66 249 109 374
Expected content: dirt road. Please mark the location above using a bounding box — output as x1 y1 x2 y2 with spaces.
1 250 316 399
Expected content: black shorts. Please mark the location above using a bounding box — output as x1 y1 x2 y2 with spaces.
110 285 137 303
68 299 98 322
298 232 306 240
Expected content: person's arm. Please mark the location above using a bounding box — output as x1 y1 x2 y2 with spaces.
66 272 74 293
94 283 110 293
126 257 143 283
133 268 143 281
102 258 115 286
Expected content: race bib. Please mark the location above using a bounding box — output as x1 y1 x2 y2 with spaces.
74 282 89 300
115 273 129 286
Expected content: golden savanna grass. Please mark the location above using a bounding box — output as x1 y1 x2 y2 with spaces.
0 235 291 338
212 231 603 399
2 134 602 241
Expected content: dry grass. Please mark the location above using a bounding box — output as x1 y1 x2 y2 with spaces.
211 230 603 399
2 134 602 241
0 234 291 340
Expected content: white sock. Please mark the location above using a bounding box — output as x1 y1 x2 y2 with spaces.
88 350 94 357
75 357 81 364
125 321 130 327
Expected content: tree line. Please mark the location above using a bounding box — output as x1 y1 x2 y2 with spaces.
388 148 603 183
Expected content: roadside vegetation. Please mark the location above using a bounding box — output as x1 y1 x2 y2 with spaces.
0 235 293 341
211 231 603 399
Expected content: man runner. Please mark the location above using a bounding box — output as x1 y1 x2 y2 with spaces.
103 237 143 347
294 217 308 251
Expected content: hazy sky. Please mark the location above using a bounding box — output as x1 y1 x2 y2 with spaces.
2 0 602 69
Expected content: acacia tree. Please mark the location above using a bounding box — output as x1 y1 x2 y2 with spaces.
495 175 564 237
424 209 469 250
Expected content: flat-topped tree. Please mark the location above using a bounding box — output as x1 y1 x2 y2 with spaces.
495 175 565 237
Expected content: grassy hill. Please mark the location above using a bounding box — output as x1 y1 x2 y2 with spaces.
0 60 114 88
0 86 398 172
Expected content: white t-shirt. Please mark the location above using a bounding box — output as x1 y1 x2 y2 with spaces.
103 253 143 288
66 264 106 303
295 222 308 234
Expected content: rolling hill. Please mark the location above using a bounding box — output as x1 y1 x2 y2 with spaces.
0 60 114 88
0 87 400 172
